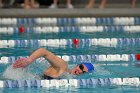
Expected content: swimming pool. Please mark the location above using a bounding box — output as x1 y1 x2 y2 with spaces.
0 17 140 93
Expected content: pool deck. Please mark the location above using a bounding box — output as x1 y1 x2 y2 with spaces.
0 8 140 17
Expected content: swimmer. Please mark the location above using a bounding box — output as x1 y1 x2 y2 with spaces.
13 48 94 79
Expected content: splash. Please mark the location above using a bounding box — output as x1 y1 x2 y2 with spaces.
2 65 40 80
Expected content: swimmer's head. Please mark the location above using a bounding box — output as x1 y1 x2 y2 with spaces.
71 62 94 75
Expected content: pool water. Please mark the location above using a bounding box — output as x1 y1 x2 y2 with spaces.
1 87 140 93
0 17 140 92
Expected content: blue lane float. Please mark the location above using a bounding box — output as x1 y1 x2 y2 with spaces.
0 25 140 34
0 17 140 26
0 38 140 48
0 54 137 64
0 78 139 88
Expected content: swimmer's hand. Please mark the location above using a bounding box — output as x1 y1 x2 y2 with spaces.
13 58 33 68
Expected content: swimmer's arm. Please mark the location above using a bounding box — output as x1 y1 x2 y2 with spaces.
30 48 67 70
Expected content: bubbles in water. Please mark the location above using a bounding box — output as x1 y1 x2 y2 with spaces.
94 64 111 76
